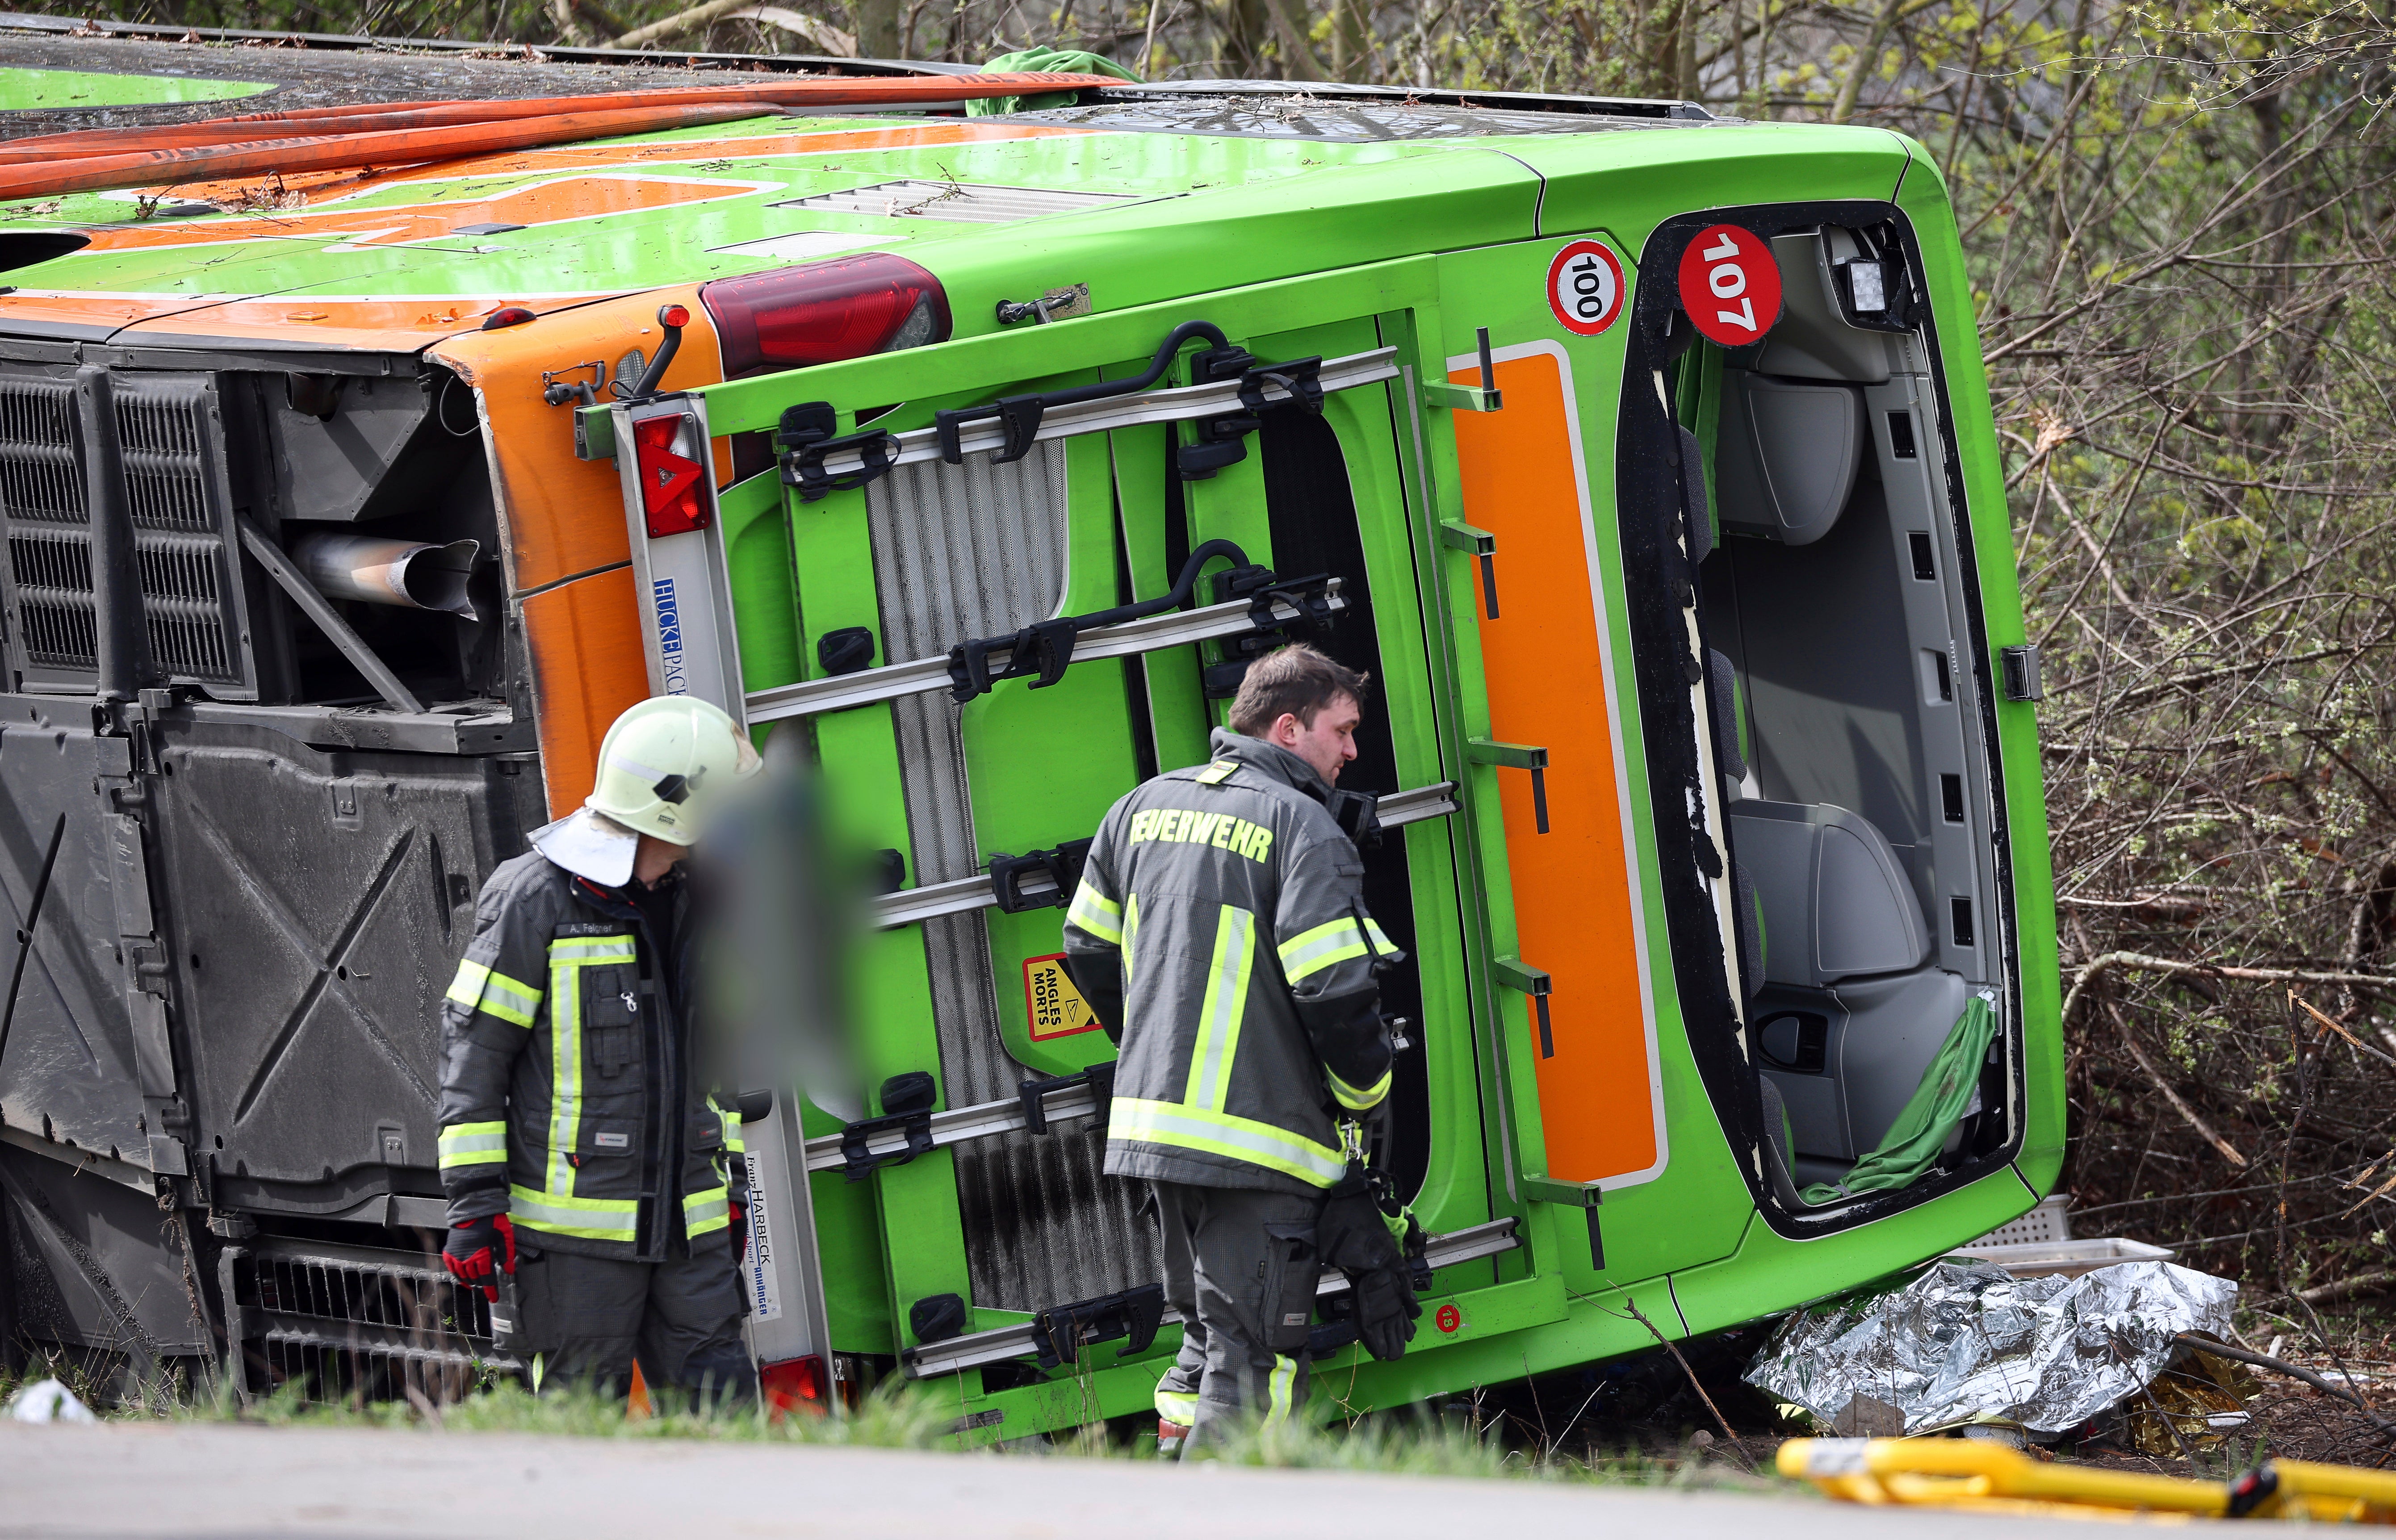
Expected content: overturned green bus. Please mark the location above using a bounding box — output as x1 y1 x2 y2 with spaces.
0 46 2057 1437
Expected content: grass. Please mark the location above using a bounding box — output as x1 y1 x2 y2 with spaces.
0 1349 1795 1491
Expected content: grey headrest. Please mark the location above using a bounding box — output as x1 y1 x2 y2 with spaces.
1726 799 1928 986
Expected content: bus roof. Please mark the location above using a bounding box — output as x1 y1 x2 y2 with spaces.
0 25 1910 355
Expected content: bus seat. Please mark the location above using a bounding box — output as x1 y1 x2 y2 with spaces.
1708 648 1747 786
1827 967 1970 1168
1715 369 1862 547
1726 799 1927 988
1734 798 1960 1181
1755 1074 1810 1211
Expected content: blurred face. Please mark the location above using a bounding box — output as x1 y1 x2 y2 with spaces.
634 833 689 886
1268 693 1362 784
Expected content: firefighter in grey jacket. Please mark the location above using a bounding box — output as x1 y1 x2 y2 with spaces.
1063 644 1403 1450
437 696 761 1402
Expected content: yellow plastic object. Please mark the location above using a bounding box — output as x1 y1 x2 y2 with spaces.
1781 1440 2396 1524
2266 1459 2396 1524
1780 1439 2226 1518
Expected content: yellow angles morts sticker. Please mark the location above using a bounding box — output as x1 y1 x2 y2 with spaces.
1023 952 1105 1040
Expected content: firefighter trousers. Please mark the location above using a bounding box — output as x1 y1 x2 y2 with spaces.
1151 1180 1319 1452
515 1230 756 1407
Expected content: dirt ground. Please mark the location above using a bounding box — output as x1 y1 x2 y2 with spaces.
1459 1302 2396 1483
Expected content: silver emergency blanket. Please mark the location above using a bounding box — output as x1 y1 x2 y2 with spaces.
1745 1258 2237 1434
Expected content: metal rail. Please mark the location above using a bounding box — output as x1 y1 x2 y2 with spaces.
795 347 1398 485
866 780 1460 929
746 585 1345 725
898 1218 1522 1377
802 1079 1104 1174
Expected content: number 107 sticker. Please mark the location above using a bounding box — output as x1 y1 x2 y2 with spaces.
1677 224 1784 347
1546 239 1626 337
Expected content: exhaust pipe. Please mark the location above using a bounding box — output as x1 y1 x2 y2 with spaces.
292 533 481 619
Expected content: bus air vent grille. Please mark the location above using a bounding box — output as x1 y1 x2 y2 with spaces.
0 374 96 684
113 375 250 689
219 1239 521 1407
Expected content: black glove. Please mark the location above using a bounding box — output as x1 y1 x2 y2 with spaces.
441 1213 516 1302
1315 1170 1420 1362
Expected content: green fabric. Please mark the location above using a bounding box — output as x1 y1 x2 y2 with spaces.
1690 343 1725 548
1749 846 1766 966
1733 665 1751 770
968 49 1142 116
1801 992 1997 1205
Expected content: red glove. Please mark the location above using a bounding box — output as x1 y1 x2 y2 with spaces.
729 1199 749 1268
441 1213 516 1301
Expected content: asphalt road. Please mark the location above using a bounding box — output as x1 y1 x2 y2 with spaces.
0 1423 2274 1539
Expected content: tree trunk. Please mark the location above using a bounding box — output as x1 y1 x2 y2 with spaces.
855 0 902 58
1332 0 1368 80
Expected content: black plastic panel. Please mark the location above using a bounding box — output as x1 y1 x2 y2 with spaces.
0 1144 205 1360
0 703 146 1167
147 724 539 1201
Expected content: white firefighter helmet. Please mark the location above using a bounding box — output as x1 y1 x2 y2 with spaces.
585 695 761 846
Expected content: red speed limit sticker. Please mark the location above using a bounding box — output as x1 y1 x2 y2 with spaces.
1546 239 1625 337
1677 224 1783 346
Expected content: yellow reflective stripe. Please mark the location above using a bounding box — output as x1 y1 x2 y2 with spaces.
446 960 488 1009
1326 1065 1393 1112
1108 1097 1345 1187
446 958 540 1028
1278 917 1369 983
478 971 541 1026
1123 892 1140 988
684 1184 730 1236
1068 879 1123 944
541 935 634 1196
1263 1356 1299 1427
1185 905 1253 1112
720 1106 745 1155
508 1184 637 1242
548 954 582 1196
1363 919 1396 955
1154 1386 1199 1424
437 1122 509 1168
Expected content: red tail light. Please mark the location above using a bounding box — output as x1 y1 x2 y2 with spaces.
633 412 712 538
700 253 950 380
760 1354 828 1419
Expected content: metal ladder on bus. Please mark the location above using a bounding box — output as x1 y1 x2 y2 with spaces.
601 316 1488 1384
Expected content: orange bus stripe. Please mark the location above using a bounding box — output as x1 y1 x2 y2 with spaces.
1453 346 1662 1185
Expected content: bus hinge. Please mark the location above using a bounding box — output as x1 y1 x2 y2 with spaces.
1491 955 1556 1059
987 838 1093 914
1440 520 1499 619
1018 1061 1114 1136
777 402 901 502
1467 738 1550 833
1423 327 1504 413
2001 644 2044 702
836 1071 938 1182
1032 1282 1165 1369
